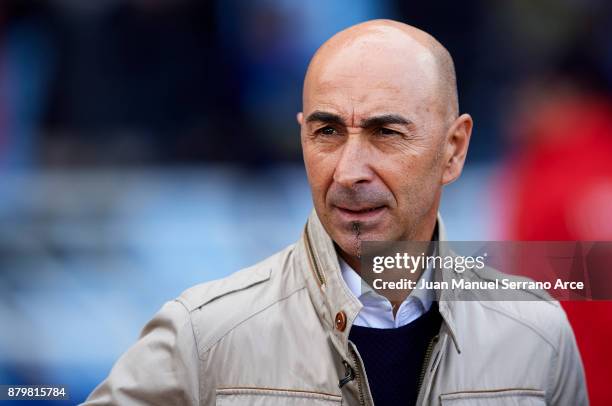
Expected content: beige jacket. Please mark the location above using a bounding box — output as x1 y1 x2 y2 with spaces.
85 211 588 405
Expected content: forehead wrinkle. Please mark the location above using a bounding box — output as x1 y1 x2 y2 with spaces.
309 76 403 109
308 82 412 118
314 78 402 93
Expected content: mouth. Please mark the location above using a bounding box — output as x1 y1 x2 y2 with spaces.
334 205 387 221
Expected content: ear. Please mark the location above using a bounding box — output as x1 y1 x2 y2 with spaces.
442 113 473 185
297 112 304 125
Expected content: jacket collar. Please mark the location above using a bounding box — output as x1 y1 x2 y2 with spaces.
295 209 462 356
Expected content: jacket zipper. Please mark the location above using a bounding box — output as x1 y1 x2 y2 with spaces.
416 334 439 398
349 346 367 406
338 360 355 388
304 224 326 286
343 336 437 406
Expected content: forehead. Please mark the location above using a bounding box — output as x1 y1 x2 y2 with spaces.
304 35 440 120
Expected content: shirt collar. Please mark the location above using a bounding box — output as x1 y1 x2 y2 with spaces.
339 256 435 315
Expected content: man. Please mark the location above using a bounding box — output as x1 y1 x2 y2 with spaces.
85 20 587 405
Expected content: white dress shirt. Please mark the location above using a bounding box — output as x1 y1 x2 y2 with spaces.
340 257 435 329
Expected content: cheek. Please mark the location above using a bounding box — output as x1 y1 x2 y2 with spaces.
377 154 440 208
303 146 336 203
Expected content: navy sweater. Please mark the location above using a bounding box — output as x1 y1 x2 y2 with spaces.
348 302 442 406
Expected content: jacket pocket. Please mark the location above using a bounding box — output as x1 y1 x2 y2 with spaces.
440 388 546 405
215 387 342 406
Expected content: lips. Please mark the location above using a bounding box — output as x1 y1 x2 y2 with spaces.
336 206 384 214
334 205 387 221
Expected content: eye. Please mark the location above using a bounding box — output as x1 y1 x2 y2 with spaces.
316 126 338 136
377 128 400 136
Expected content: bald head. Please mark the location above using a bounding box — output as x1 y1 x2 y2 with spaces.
303 19 459 122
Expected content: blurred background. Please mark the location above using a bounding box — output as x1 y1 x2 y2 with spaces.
0 0 611 404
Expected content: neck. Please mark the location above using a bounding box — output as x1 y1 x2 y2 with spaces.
338 217 438 316
339 250 361 274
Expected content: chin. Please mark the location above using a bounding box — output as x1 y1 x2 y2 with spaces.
333 227 397 255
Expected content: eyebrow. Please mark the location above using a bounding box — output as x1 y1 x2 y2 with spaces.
360 114 414 129
305 111 414 129
305 111 346 126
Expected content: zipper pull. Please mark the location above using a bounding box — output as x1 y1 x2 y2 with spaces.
338 360 355 388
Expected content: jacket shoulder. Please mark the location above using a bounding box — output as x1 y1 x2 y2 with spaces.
175 244 306 356
465 266 569 352
178 264 272 312
177 243 297 312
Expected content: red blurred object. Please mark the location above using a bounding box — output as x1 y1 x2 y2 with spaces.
501 94 612 405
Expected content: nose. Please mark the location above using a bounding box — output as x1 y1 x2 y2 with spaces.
333 135 375 188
